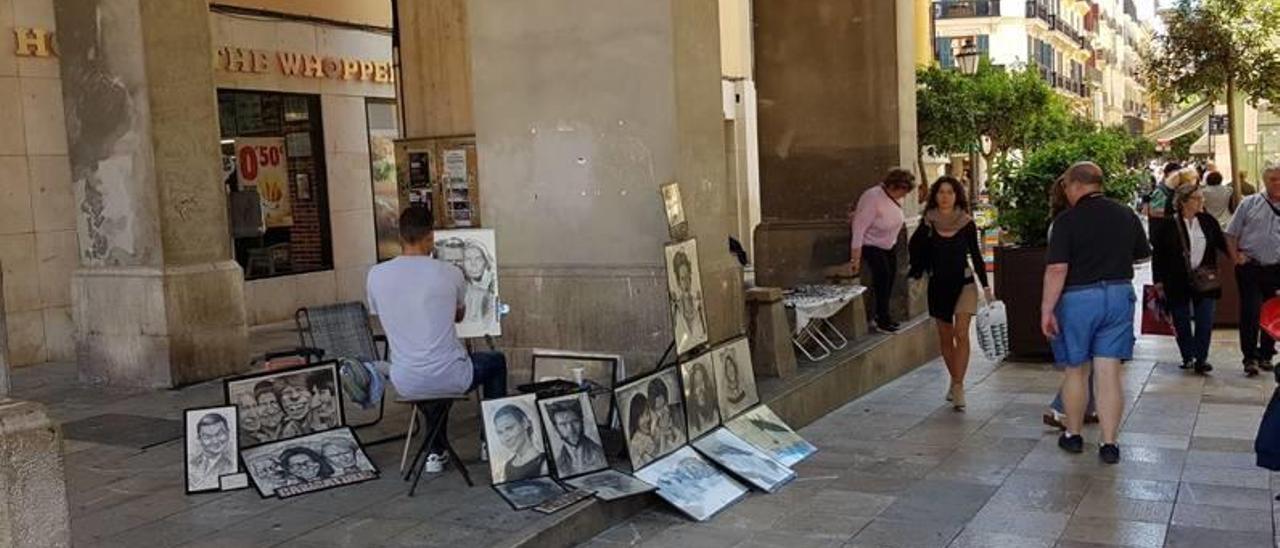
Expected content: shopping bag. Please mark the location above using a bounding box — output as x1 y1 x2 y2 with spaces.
969 255 1008 361
1140 285 1175 336
975 300 1009 361
1261 297 1280 341
1256 387 1280 470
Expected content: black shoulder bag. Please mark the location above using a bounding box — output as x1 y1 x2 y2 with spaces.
1178 217 1221 294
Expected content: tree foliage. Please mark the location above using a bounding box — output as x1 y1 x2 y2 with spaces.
1142 0 1280 107
917 61 1074 164
989 129 1150 247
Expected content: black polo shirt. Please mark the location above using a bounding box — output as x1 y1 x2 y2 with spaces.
1047 192 1151 287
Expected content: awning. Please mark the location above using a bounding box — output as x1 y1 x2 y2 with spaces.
1190 132 1214 155
1146 99 1212 142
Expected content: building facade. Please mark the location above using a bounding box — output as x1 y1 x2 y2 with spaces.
1 0 397 368
930 0 1155 127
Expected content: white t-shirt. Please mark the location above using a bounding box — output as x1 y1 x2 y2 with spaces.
366 256 473 398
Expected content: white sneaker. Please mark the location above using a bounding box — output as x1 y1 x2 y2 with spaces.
480 441 489 463
424 453 448 474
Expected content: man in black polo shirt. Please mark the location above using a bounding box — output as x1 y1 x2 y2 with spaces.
1041 162 1151 464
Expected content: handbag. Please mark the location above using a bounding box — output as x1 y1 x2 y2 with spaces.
1140 284 1176 336
1177 217 1221 294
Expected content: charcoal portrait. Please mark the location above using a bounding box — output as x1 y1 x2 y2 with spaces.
538 393 608 479
680 354 721 440
184 406 239 494
665 240 708 355
224 363 344 447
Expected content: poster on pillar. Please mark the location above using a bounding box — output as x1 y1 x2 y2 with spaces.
236 137 294 228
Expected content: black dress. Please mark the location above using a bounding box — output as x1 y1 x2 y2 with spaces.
908 220 989 321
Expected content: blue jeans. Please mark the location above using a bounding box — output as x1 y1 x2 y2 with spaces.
469 351 508 400
1051 370 1096 414
1168 296 1216 364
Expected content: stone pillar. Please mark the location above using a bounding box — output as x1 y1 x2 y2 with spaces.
0 400 70 547
0 269 9 397
55 0 249 387
461 0 743 369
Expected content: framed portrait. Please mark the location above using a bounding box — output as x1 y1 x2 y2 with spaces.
613 368 687 471
679 353 721 441
531 352 619 427
434 229 501 338
665 239 708 356
537 392 608 479
184 405 239 494
532 489 594 514
659 182 687 238
240 427 378 498
712 338 759 421
725 405 816 467
224 362 345 448
633 446 748 522
481 394 550 485
493 477 566 511
691 428 795 493
564 469 656 502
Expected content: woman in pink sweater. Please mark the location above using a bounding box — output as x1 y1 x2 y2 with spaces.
850 168 917 332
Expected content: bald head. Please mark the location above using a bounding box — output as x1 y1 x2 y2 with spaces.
1061 162 1104 206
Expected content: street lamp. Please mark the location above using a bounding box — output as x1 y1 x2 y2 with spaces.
955 38 981 201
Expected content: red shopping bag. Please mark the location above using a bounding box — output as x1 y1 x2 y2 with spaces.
1263 297 1280 340
1141 284 1176 336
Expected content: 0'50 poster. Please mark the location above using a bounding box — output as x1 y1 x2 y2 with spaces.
236 137 293 228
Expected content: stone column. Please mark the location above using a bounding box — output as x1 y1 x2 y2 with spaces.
751 0 924 321
55 0 248 387
0 400 70 547
0 269 9 397
463 0 743 369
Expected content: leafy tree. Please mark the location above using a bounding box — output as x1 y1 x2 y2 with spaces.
917 61 1073 178
990 129 1149 246
1142 0 1280 200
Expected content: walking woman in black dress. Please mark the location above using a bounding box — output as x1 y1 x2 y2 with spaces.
909 177 993 410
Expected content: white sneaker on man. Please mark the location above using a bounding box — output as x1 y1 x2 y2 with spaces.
424 453 449 474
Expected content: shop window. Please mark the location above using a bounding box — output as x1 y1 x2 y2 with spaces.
218 90 333 280
366 99 402 262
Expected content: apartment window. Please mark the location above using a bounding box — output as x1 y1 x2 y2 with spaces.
218 90 333 280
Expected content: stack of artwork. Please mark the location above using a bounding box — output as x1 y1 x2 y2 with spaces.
183 361 380 499
481 391 652 511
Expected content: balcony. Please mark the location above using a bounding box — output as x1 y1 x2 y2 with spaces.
934 1 1001 19
1039 66 1091 98
1027 2 1089 49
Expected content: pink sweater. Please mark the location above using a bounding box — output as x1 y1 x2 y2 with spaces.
850 185 904 251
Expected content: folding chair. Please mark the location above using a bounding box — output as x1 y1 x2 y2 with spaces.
294 302 390 428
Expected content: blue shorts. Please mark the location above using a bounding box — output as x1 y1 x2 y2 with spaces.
1051 281 1136 367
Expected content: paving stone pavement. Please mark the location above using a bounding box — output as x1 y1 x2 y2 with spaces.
584 327 1280 548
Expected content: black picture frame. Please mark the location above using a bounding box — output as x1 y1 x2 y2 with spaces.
492 477 568 511
240 427 380 499
613 366 689 472
223 361 346 448
183 405 240 495
530 352 620 427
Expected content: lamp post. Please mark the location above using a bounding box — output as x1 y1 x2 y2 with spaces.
956 38 981 202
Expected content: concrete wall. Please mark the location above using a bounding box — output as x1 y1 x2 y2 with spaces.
752 0 919 223
0 0 76 367
209 13 396 325
468 0 743 372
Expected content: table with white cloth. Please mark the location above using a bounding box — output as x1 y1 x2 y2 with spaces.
782 284 866 361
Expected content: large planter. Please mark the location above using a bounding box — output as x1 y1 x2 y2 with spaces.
994 245 1053 361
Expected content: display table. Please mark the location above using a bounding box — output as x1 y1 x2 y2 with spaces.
783 285 866 361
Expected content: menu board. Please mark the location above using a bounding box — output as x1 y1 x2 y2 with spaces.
236 137 293 228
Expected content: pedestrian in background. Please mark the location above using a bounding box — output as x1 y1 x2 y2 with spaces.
908 176 993 411
1226 162 1280 377
850 168 917 333
1201 171 1234 228
1152 185 1228 374
1041 162 1150 464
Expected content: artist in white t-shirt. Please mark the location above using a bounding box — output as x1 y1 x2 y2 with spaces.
366 206 508 471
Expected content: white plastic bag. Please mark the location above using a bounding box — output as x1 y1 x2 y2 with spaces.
970 255 1009 362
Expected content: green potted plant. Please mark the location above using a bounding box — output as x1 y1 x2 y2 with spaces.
988 127 1147 360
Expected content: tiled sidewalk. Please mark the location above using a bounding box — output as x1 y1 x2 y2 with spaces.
585 330 1280 548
